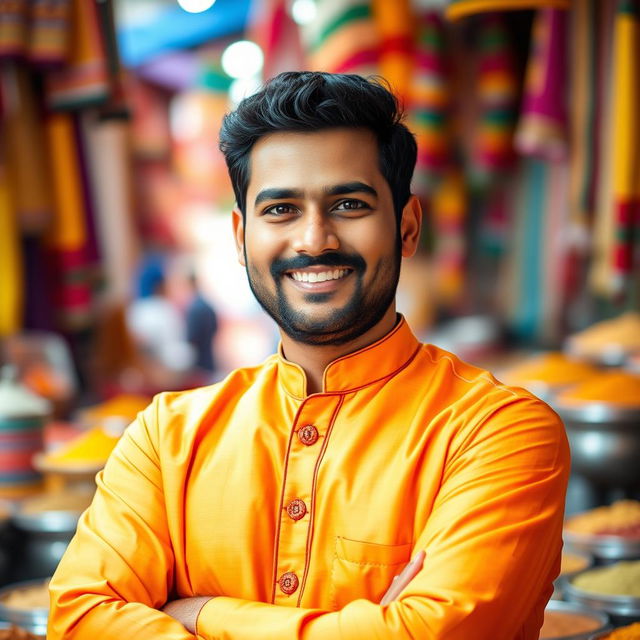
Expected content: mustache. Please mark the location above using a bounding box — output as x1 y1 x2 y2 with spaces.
270 252 366 279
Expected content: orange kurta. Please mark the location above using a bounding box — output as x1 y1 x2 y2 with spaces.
49 318 569 640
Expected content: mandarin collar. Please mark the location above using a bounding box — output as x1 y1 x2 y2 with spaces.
276 316 420 398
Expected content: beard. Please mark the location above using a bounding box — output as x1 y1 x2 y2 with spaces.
245 247 401 346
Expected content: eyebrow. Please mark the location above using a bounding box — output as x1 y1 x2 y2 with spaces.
254 182 378 207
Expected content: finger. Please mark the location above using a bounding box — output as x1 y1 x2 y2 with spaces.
380 551 425 606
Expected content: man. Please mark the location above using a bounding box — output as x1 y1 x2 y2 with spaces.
49 72 569 640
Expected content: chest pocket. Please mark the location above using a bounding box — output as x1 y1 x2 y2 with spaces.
331 536 412 610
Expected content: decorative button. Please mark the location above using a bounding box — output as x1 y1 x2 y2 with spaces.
286 498 307 521
298 424 319 446
278 572 299 595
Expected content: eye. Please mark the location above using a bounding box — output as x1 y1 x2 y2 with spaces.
333 199 369 212
263 203 297 216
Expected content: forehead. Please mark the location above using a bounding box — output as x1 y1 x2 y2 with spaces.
246 128 386 204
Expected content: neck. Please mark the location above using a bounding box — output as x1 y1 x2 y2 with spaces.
279 306 398 395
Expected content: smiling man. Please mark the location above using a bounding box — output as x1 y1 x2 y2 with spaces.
49 72 570 640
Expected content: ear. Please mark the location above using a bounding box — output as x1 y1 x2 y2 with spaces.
400 195 422 258
232 208 246 267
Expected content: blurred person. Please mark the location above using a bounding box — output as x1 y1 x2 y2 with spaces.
49 72 569 640
185 272 219 375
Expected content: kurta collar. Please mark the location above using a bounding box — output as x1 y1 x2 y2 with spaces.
276 316 420 398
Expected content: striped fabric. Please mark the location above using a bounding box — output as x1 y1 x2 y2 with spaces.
28 0 73 66
514 8 569 161
445 0 570 21
372 0 414 103
45 113 93 330
45 0 110 110
473 13 518 174
303 0 379 74
410 10 451 193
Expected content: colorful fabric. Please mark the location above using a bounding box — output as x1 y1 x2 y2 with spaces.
248 0 305 80
0 0 29 58
445 0 570 21
371 0 414 103
410 10 451 188
515 9 569 161
472 13 518 174
1 63 54 234
28 0 73 66
568 0 599 232
44 112 93 329
45 0 110 110
50 318 569 640
0 159 22 335
303 0 379 74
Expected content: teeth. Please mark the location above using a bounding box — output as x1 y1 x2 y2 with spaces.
291 269 348 283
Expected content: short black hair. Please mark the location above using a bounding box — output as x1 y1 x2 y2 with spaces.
219 71 417 222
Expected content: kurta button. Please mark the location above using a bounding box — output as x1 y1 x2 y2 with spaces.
278 572 299 595
298 424 319 446
286 498 307 521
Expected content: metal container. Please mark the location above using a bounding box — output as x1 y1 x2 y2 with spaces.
0 577 49 637
9 509 80 582
565 567 640 622
541 600 611 640
564 529 640 562
552 402 640 486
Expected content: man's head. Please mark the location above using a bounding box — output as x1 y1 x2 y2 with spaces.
219 71 417 223
219 72 421 347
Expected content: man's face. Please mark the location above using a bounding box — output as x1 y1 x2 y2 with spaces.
234 128 410 346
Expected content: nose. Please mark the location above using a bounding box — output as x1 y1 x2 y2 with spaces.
290 211 339 255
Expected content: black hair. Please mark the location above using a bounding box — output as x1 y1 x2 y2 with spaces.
218 71 417 222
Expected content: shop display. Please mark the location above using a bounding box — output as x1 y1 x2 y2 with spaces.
571 561 640 597
0 579 49 637
39 426 120 470
0 582 49 611
500 352 599 392
555 371 640 408
565 501 640 537
566 313 640 365
560 551 592 575
538 601 609 640
596 622 640 639
76 394 150 428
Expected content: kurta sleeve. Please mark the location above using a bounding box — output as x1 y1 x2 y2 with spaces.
48 397 195 640
195 397 570 640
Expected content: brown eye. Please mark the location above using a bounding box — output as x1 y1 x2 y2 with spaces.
265 204 296 216
335 199 367 211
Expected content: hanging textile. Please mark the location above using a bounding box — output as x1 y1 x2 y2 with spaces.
44 112 93 330
568 0 600 234
514 8 569 161
0 0 28 58
45 0 110 110
0 159 22 335
590 0 640 298
248 0 305 80
1 63 53 234
445 0 569 22
371 0 414 103
472 13 519 175
28 0 73 66
303 0 379 74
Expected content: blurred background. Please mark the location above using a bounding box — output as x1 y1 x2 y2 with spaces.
0 0 640 634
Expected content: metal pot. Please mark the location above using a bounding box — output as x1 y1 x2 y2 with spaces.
552 402 640 487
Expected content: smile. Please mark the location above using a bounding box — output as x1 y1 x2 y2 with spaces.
287 268 351 283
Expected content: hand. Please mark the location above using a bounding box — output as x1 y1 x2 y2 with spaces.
379 550 426 606
162 596 213 634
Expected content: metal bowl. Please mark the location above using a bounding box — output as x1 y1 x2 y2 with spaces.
0 578 49 637
565 566 640 620
541 600 610 640
552 401 640 486
564 529 640 562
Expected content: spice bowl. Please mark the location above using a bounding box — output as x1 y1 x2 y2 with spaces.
0 578 50 637
540 600 610 639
